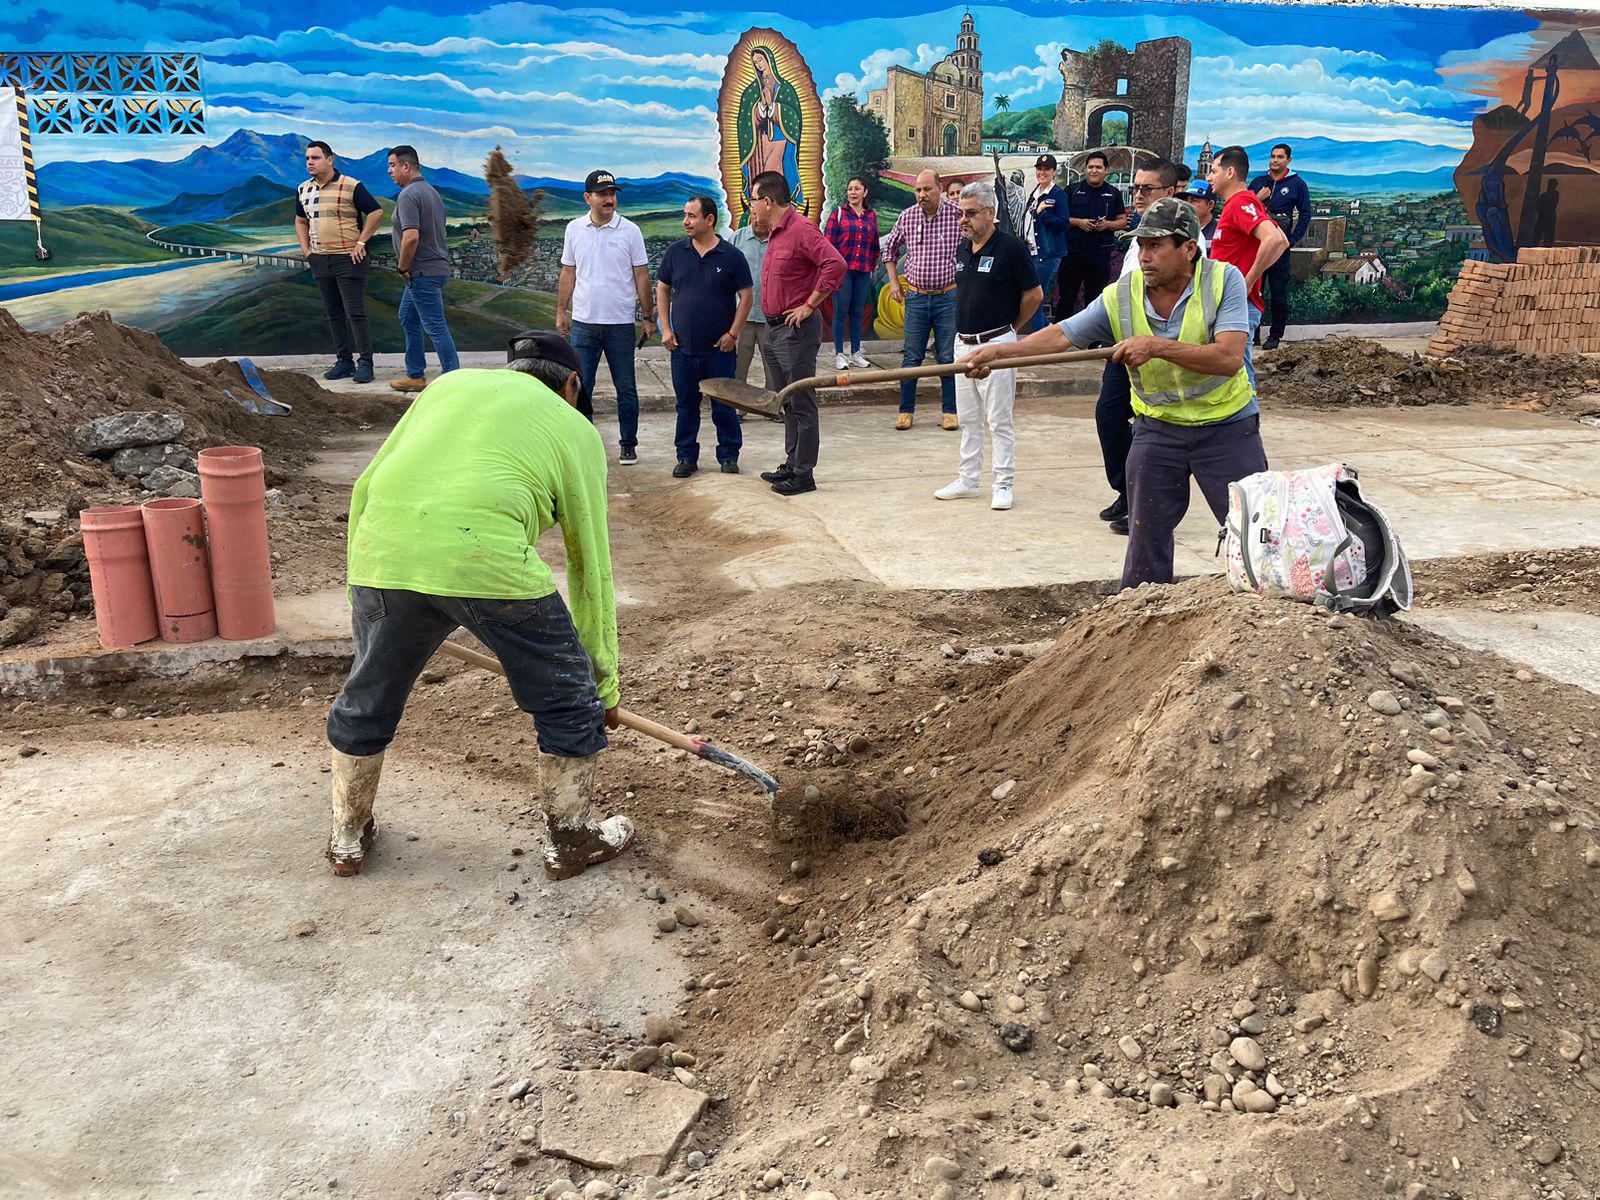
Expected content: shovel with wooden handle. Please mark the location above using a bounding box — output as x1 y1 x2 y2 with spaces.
700 346 1116 421
435 639 780 796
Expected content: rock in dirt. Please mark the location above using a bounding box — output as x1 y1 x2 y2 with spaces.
0 606 38 648
1531 1135 1563 1165
1229 1037 1267 1072
643 1014 683 1045
74 411 185 455
999 1022 1033 1052
924 1155 962 1180
109 442 195 478
1118 1035 1145 1062
958 991 983 1012
1367 690 1403 716
538 1069 707 1175
142 464 201 497
1369 890 1410 921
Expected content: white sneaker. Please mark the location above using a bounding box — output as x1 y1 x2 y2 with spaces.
991 483 1014 511
848 350 871 368
935 479 982 500
835 353 850 370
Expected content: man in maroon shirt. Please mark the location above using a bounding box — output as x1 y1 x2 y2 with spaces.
1207 145 1287 389
751 171 846 496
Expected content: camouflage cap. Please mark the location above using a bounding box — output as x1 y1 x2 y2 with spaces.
1117 195 1202 244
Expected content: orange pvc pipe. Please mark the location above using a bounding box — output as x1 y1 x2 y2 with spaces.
198 446 276 640
141 498 217 643
80 505 160 650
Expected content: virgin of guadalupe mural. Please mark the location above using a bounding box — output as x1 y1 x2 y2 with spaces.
718 29 824 226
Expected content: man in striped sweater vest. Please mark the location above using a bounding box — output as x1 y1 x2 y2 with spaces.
295 141 384 383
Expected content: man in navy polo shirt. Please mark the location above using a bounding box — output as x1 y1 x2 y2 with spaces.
1248 143 1311 349
657 195 754 476
1058 150 1127 317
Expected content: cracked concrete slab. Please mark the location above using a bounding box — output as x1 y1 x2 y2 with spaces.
538 1068 708 1175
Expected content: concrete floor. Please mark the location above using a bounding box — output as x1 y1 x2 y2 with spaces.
632 401 1600 591
1406 608 1600 696
0 727 682 1198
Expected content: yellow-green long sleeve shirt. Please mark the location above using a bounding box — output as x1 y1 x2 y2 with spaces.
345 368 620 707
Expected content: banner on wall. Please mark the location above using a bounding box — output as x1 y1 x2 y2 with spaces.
0 85 39 223
718 28 824 227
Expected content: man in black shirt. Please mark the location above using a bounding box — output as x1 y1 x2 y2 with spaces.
934 181 1041 512
657 195 753 476
1059 151 1127 317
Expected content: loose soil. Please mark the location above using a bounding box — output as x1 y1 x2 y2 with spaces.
7 455 1600 1200
1262 337 1600 418
6 319 1600 1197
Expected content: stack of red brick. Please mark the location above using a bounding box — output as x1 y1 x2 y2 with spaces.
1428 246 1600 357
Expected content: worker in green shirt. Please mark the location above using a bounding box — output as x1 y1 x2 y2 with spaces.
324 331 634 881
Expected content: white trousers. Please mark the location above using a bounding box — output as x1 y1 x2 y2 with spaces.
953 330 1017 487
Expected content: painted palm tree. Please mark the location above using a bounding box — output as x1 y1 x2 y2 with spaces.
994 94 1011 113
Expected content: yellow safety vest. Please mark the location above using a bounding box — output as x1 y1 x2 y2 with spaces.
1102 257 1254 426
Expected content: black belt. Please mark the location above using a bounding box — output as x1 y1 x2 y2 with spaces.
957 325 1013 345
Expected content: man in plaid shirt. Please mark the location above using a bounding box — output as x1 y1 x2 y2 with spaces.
884 170 962 431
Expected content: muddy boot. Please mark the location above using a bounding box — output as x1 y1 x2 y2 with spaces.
327 749 383 876
541 752 635 881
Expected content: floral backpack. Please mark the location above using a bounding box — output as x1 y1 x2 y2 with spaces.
1222 463 1412 616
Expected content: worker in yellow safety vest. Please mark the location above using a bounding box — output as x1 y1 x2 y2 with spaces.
963 196 1267 589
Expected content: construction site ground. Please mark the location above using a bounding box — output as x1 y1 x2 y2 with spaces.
7 321 1600 1200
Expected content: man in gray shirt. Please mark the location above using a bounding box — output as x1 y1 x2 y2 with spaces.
387 145 459 392
728 216 770 383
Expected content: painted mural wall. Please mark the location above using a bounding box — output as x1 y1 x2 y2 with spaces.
2 3 1598 354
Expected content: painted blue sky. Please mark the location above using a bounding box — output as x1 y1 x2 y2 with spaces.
6 0 1567 179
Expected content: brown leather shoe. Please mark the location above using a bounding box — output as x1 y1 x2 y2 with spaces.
389 376 427 393
941 412 959 431
895 413 913 431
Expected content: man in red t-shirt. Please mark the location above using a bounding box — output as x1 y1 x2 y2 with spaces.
1208 145 1287 388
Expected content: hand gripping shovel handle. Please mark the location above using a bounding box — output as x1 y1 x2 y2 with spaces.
436 640 780 795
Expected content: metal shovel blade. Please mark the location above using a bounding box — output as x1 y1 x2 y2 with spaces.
699 377 785 421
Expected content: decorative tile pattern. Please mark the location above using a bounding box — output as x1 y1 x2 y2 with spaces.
2 51 205 133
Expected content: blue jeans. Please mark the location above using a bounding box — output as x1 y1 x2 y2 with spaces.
328 587 607 759
671 348 742 464
833 269 872 353
899 290 956 414
1245 305 1263 390
572 321 639 452
1028 254 1063 332
397 274 459 378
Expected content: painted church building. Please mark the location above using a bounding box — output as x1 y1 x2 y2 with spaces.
866 13 984 158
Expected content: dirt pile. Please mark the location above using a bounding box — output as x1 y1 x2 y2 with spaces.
1262 336 1600 415
0 308 398 510
0 309 401 648
647 579 1600 1199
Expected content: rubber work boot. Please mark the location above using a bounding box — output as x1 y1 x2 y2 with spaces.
327 749 383 875
541 752 635 881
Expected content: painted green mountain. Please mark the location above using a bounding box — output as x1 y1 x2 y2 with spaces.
158 270 553 356
0 206 170 278
984 104 1054 144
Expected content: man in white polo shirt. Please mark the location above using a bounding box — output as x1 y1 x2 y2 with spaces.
557 169 656 465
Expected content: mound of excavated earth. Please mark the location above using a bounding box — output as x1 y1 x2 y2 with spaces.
630 578 1600 1199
